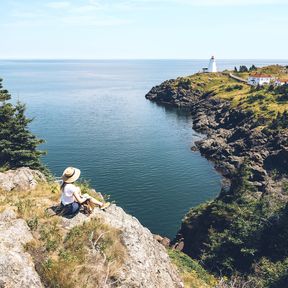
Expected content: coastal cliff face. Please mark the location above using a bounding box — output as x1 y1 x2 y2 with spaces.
146 73 288 195
0 168 184 288
146 69 288 287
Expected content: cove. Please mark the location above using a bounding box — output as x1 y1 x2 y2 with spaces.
3 59 271 238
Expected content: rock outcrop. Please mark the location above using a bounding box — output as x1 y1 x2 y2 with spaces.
0 168 183 288
0 168 46 192
0 208 43 288
61 204 183 288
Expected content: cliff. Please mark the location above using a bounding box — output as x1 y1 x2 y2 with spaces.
145 66 288 287
0 168 215 288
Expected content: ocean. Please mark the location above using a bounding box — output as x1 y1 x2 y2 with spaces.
0 59 287 238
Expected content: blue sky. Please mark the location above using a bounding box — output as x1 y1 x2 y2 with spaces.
0 0 287 59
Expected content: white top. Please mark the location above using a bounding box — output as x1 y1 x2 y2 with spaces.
61 183 80 205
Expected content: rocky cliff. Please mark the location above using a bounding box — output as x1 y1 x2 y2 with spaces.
145 70 288 287
0 208 43 288
146 74 288 196
0 168 184 288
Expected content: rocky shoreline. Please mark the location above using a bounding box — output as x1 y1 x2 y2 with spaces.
145 75 288 252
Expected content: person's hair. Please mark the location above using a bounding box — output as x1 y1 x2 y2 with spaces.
60 181 74 191
60 181 66 191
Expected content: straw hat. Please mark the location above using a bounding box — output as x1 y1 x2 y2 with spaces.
62 167 81 183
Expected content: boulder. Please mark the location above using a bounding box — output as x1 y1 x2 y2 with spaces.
61 204 183 288
0 208 43 288
153 234 171 247
0 168 46 192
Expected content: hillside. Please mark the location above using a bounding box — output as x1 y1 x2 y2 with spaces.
147 65 288 122
146 65 288 287
0 168 219 288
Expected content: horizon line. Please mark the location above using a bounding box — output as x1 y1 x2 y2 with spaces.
0 58 288 61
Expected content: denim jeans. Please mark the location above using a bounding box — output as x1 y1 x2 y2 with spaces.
62 202 80 215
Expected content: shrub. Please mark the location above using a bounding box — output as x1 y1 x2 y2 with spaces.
225 85 243 92
247 94 265 104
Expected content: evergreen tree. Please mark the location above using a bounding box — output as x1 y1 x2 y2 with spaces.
239 65 249 72
0 78 46 171
0 78 11 101
234 66 238 72
249 64 257 71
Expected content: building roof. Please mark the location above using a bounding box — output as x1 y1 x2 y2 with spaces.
277 79 288 82
249 73 272 78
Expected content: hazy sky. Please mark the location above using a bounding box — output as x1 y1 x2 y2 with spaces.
0 0 287 59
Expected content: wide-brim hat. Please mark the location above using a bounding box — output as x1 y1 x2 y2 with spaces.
62 167 81 183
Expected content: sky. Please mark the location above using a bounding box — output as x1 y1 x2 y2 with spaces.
0 0 287 59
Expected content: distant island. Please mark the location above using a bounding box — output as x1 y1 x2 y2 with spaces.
146 64 288 287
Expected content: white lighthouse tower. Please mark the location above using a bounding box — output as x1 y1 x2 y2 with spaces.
208 56 217 73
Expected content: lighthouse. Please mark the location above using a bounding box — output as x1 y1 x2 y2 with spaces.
208 56 217 73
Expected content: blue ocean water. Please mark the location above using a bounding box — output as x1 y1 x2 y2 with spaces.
0 59 287 238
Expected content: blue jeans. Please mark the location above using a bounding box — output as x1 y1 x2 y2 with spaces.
62 202 80 215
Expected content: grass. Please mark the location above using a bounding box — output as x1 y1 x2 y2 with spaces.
172 65 288 126
168 249 218 288
0 182 126 288
26 218 126 288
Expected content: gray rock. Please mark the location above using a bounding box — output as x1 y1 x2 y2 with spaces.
0 168 46 192
61 204 183 288
0 208 43 288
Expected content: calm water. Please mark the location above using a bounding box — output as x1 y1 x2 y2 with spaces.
0 59 287 238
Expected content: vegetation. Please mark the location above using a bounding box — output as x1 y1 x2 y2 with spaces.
0 78 45 171
0 182 126 287
182 163 288 287
168 249 217 288
155 65 288 287
173 65 288 125
239 65 249 73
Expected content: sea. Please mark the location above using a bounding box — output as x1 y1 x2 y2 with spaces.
0 59 287 238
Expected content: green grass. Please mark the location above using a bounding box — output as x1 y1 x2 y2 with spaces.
172 65 288 125
168 249 217 288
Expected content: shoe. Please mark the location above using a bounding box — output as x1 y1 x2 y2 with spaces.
100 202 111 210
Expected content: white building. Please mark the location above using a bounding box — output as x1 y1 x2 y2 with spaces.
202 56 218 73
274 79 288 86
247 74 272 86
208 56 217 73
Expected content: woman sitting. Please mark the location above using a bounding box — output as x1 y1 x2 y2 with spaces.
60 167 109 215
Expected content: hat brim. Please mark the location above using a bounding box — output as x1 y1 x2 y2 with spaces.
62 168 81 183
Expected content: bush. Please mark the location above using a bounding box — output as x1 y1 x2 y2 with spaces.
225 85 243 92
247 94 266 104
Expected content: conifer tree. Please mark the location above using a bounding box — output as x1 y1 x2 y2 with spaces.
249 64 257 71
0 78 11 101
0 78 46 171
